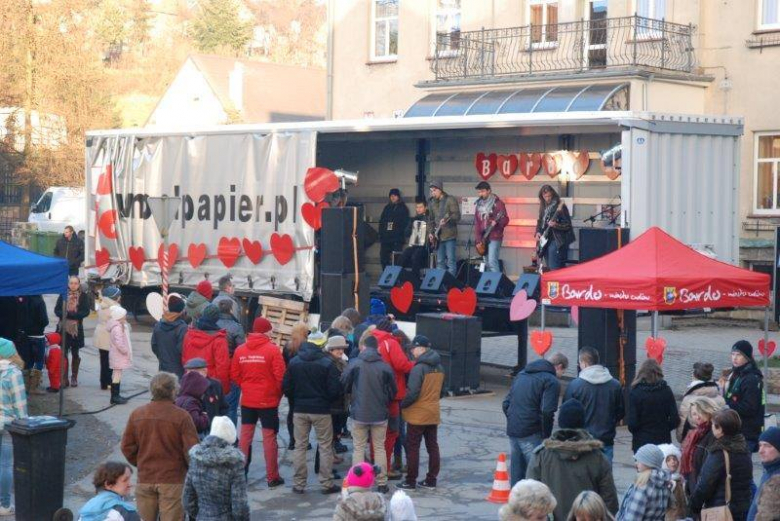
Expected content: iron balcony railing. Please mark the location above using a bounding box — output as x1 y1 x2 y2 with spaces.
431 15 696 81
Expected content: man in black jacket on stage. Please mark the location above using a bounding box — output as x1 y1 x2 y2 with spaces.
378 189 410 270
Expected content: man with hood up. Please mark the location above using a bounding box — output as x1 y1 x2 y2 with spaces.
563 346 625 463
175 366 212 435
527 399 618 521
151 295 188 378
182 304 230 395
725 340 765 452
185 280 213 323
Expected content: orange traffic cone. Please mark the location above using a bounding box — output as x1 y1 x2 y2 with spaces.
486 452 511 503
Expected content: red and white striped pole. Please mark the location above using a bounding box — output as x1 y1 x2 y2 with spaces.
161 243 169 312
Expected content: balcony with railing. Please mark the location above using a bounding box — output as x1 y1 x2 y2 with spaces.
430 15 697 83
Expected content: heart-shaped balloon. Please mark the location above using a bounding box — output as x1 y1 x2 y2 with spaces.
475 153 497 181
390 282 414 314
645 336 667 364
519 153 542 180
571 150 590 179
571 305 580 325
301 202 327 231
510 290 537 321
530 330 553 356
95 248 110 276
96 165 113 195
217 237 242 268
188 243 207 269
97 210 117 239
157 243 179 272
270 233 295 265
304 167 340 203
758 338 777 358
497 154 519 179
242 239 264 264
542 153 562 178
128 246 145 271
446 287 477 316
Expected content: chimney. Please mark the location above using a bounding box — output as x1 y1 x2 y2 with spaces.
228 62 245 113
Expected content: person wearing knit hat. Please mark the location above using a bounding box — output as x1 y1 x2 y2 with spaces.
93 287 121 390
428 177 460 276
725 339 765 452
45 332 63 393
370 298 386 318
634 444 664 470
333 463 387 521
746 427 780 521
252 317 273 334
185 280 213 323
390 490 417 521
557 398 585 430
659 443 686 520
378 187 409 270
0 337 27 516
107 305 133 405
617 444 672 520
151 294 189 379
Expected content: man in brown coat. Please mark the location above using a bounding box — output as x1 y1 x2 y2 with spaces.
397 335 445 491
121 372 199 521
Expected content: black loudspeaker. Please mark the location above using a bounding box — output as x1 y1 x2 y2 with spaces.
514 273 541 299
579 228 630 263
420 268 463 293
320 273 369 322
416 313 481 393
475 272 515 298
377 265 419 289
321 207 366 274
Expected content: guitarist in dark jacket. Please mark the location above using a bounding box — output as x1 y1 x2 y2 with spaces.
378 188 410 269
474 182 509 273
535 185 575 270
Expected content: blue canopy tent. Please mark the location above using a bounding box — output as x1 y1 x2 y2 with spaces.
0 240 68 296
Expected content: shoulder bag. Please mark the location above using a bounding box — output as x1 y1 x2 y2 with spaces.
700 450 733 521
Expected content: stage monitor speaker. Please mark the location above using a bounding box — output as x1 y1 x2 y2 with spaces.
321 207 366 274
420 268 463 293
377 265 419 289
416 313 482 393
513 273 541 299
579 227 630 262
320 272 369 322
475 272 515 298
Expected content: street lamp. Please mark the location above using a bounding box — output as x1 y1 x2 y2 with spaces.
147 196 180 310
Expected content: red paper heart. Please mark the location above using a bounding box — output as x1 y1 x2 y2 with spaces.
519 153 542 180
188 243 207 269
758 339 777 358
447 287 477 316
530 330 553 356
304 167 340 203
542 153 562 178
95 248 110 276
242 239 264 264
475 153 497 180
301 202 327 231
390 282 414 314
96 165 113 195
645 337 667 364
509 290 537 321
497 154 519 179
217 237 242 268
97 210 118 239
128 246 145 271
270 233 295 265
571 150 590 179
157 243 179 272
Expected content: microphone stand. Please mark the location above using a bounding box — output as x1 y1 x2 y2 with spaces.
583 204 621 227
465 202 478 287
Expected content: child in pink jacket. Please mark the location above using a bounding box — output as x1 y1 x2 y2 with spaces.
107 305 133 405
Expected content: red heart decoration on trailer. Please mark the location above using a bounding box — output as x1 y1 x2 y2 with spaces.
542 153 562 178
571 150 590 179
446 287 477 316
96 165 113 195
474 153 497 180
645 337 667 364
187 243 207 269
519 153 542 180
301 202 327 231
270 233 295 265
128 246 145 271
242 239 264 264
758 339 777 358
497 154 519 179
304 167 340 203
95 248 110 276
157 243 179 272
509 290 537 321
390 282 414 314
530 330 553 356
217 237 242 268
97 210 118 239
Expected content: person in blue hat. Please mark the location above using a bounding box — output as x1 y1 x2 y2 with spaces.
747 426 780 521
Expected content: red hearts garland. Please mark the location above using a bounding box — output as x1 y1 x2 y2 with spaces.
95 248 110 276
542 153 561 178
571 150 590 179
217 237 242 268
645 337 667 364
509 290 537 321
475 153 497 181
188 243 208 268
390 282 414 314
519 153 541 180
530 330 553 356
497 154 519 179
758 339 777 358
157 243 179 272
242 239 264 264
270 233 295 265
446 287 477 316
304 167 340 203
128 246 145 271
301 202 327 231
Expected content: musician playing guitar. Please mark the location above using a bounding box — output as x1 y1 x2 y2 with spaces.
534 184 575 271
427 179 461 276
474 181 509 272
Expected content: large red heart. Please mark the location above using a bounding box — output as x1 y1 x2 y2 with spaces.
96 165 113 195
475 153 497 180
157 243 179 272
447 287 477 316
519 153 542 180
510 290 537 321
217 237 242 268
188 243 207 269
301 202 327 231
242 238 264 264
390 282 414 313
530 330 553 356
128 246 145 271
497 154 519 179
542 153 561 178
571 150 590 179
758 339 777 358
645 337 667 364
270 233 295 265
304 167 340 203
97 210 117 239
95 248 110 276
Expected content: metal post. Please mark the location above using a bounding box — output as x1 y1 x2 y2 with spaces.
764 307 770 379
652 310 659 338
687 23 693 73
58 240 70 418
161 229 169 312
463 34 468 78
541 302 546 331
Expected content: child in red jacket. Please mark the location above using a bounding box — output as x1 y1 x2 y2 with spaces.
45 332 62 392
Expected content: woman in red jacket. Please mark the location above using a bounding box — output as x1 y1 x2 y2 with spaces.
181 304 231 394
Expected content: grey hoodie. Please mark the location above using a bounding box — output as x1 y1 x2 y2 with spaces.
342 347 397 424
563 364 625 445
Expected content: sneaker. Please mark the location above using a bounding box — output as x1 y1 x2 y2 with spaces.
396 481 416 490
292 487 305 495
334 441 349 454
387 470 402 480
418 480 436 489
322 485 341 495
377 485 390 494
267 478 285 488
0 506 14 516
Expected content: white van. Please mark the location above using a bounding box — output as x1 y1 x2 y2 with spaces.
28 187 86 234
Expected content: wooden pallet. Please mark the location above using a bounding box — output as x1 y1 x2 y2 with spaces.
258 296 309 347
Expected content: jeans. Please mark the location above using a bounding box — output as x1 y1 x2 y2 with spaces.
226 383 240 427
509 434 541 485
545 240 568 270
405 424 440 485
436 239 457 276
486 240 501 272
0 432 11 508
602 444 614 464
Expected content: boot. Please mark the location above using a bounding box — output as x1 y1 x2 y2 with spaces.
110 383 128 405
70 357 80 387
62 357 69 388
29 369 45 395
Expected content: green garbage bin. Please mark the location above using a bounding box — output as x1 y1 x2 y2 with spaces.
39 231 61 257
26 230 39 254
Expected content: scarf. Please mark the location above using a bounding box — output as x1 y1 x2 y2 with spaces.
476 194 497 220
64 289 80 337
681 420 710 476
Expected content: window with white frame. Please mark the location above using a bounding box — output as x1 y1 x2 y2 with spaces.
755 134 780 212
635 0 666 19
530 0 558 45
433 0 461 54
372 0 399 60
759 0 780 29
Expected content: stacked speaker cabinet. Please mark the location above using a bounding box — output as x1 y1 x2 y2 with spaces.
320 207 369 322
416 313 481 394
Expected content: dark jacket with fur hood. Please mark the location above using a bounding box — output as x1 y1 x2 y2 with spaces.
689 434 753 519
527 428 619 521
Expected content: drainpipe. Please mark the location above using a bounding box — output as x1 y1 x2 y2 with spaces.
326 0 335 120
